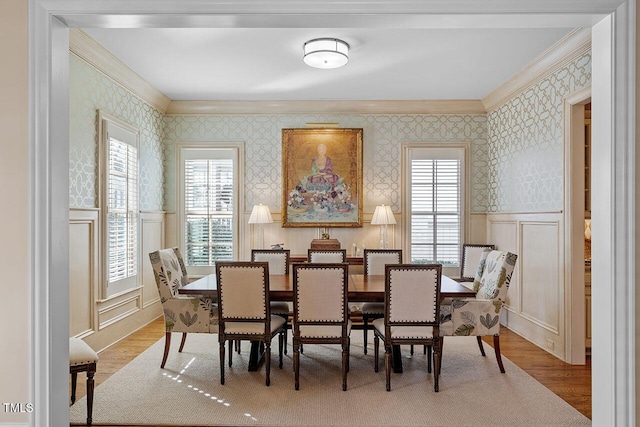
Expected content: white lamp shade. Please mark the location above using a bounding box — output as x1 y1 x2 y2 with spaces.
248 204 273 224
371 204 396 225
303 38 349 69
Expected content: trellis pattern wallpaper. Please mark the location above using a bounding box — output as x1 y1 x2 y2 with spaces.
487 51 591 212
69 53 165 210
69 47 591 217
162 114 489 214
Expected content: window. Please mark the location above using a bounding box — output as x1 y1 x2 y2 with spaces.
179 145 241 273
99 112 140 297
404 145 467 275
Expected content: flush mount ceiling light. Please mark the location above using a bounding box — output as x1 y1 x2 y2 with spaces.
303 38 349 69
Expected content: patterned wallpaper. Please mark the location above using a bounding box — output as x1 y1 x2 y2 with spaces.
69 47 591 216
487 51 591 212
162 114 489 214
69 53 165 210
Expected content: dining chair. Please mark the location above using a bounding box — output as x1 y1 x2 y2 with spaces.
216 261 285 386
373 264 443 392
292 263 351 391
149 248 218 369
360 249 402 354
459 244 496 282
439 250 518 373
251 249 291 353
307 248 347 263
69 337 99 426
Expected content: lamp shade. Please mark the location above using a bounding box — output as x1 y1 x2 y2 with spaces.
303 38 349 69
248 204 273 224
371 204 396 225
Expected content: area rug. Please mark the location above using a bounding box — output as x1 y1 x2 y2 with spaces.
70 333 590 426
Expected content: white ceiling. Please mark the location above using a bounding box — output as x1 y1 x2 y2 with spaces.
82 26 576 102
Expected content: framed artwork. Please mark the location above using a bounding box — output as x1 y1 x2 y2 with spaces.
282 128 363 227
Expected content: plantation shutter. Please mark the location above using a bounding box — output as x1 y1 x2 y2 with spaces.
407 147 464 268
103 117 139 296
183 153 235 266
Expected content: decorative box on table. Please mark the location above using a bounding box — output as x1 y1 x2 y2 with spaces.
310 239 341 250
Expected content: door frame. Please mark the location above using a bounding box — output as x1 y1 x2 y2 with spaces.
30 1 635 426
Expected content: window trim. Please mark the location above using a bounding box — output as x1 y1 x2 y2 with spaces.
98 110 141 299
401 142 470 277
176 142 245 276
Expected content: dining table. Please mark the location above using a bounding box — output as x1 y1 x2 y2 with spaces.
180 272 476 373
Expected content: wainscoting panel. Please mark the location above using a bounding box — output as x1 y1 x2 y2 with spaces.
69 208 164 352
141 212 164 308
69 209 99 338
520 221 561 333
487 212 566 360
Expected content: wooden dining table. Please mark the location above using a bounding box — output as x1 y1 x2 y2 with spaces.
180 273 476 372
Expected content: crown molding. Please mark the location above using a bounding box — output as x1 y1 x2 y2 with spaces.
481 28 592 112
69 28 171 114
166 99 486 115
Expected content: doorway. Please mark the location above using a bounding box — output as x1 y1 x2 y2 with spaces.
30 2 636 426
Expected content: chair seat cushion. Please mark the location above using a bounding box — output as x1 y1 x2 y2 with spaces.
69 337 99 366
224 315 286 335
299 320 352 338
361 302 384 315
372 318 434 339
270 301 290 314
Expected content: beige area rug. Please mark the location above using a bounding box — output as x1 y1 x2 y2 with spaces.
70 333 590 426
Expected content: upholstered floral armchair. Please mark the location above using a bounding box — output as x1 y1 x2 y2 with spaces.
440 250 518 373
149 248 218 368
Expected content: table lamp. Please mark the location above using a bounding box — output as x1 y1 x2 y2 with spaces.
248 204 273 249
371 204 396 249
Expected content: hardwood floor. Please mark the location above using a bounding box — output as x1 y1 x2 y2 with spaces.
71 318 591 421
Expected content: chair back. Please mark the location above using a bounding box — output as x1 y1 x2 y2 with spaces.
308 249 347 264
149 247 188 300
474 251 518 303
293 263 349 332
251 249 290 275
460 244 495 281
216 262 270 332
364 249 402 275
385 264 442 333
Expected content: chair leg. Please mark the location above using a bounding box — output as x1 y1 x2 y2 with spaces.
373 334 380 372
278 330 284 369
178 332 187 352
161 332 171 368
293 340 300 390
493 335 506 373
363 316 369 354
476 336 486 357
219 341 226 385
433 341 440 393
228 340 233 367
279 314 289 355
86 363 96 426
423 345 427 355
426 345 432 373
235 340 241 354
438 337 444 377
70 372 78 404
384 345 392 391
265 341 271 386
410 344 414 355
342 341 348 391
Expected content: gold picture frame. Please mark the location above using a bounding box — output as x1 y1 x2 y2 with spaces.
282 128 363 227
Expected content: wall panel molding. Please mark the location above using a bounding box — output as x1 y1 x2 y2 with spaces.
69 208 99 338
487 212 566 360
